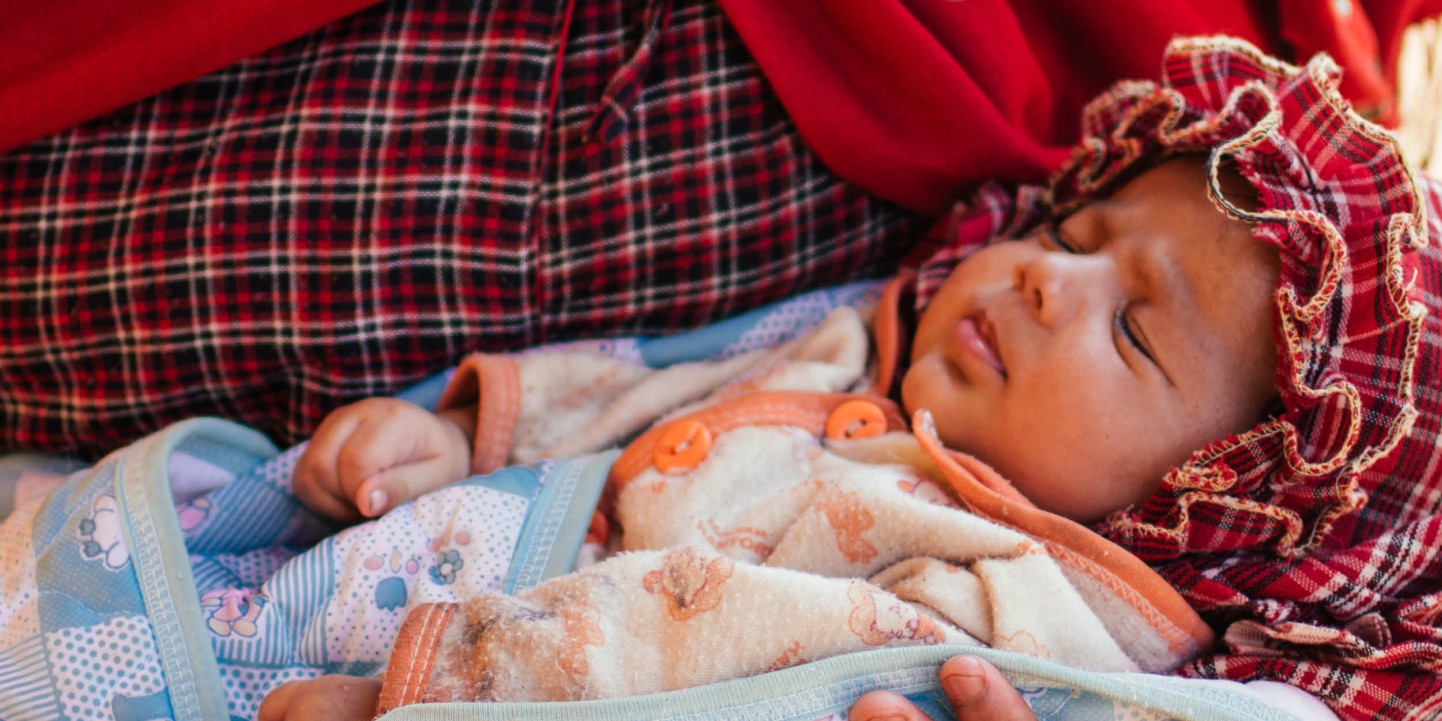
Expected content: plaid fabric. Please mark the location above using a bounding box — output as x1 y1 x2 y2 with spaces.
0 0 913 458
915 37 1442 721
905 182 1049 306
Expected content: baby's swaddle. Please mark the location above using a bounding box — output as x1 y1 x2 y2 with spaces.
376 395 1211 709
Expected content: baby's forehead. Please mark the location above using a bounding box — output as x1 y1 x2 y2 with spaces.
1073 159 1272 270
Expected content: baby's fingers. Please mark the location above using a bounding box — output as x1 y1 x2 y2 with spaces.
352 454 460 517
334 410 467 517
293 398 469 521
293 413 366 522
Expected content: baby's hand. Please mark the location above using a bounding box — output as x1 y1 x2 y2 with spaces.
293 398 473 521
258 675 381 721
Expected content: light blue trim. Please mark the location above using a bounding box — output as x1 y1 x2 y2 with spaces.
395 368 456 411
374 645 1305 721
460 464 543 500
503 451 618 593
637 281 881 367
114 417 278 721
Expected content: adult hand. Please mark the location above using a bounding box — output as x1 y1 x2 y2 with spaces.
848 655 1038 721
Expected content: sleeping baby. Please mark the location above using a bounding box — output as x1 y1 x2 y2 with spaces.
268 153 1274 712
257 37 1438 721
1 36 1436 721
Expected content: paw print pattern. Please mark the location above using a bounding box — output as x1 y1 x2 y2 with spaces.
77 494 130 571
364 551 423 611
176 497 214 532
200 589 267 638
428 550 465 585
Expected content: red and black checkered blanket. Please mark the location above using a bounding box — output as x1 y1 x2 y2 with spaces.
0 0 913 456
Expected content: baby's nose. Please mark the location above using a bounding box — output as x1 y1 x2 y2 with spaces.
1014 253 1118 326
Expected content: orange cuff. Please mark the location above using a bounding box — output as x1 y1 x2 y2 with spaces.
376 602 457 714
437 353 521 476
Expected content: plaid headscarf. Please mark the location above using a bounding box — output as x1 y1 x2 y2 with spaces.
913 36 1442 721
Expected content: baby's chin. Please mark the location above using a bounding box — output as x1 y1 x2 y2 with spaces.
898 353 952 409
898 369 922 417
897 368 946 436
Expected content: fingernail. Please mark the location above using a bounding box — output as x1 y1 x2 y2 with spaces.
367 488 388 516
940 656 986 703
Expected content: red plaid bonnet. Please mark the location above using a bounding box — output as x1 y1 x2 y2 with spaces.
913 36 1442 720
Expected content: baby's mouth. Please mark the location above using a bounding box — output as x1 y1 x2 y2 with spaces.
952 310 1006 378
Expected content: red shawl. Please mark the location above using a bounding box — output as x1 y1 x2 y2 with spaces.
715 0 1440 214
3 1 1439 215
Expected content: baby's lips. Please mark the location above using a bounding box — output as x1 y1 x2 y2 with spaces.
952 314 1005 377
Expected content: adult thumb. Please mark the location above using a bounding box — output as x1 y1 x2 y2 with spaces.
940 656 1037 721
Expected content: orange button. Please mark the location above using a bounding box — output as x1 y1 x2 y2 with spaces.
825 399 887 441
654 419 712 472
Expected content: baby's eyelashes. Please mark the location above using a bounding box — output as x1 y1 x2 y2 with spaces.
1115 306 1154 363
1040 224 1081 253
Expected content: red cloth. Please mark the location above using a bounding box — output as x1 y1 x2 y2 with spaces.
0 0 913 457
0 0 381 154
3 1 1439 214
717 0 1442 214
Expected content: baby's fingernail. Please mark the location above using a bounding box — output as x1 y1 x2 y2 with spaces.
366 489 388 516
940 657 986 703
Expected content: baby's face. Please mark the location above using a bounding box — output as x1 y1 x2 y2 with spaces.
903 158 1280 523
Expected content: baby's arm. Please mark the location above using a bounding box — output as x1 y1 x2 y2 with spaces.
292 398 476 520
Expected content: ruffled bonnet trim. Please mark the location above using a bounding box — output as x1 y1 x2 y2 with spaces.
1041 36 1429 560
